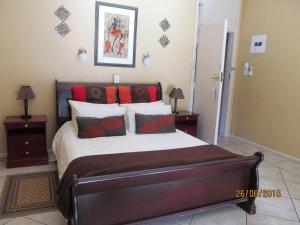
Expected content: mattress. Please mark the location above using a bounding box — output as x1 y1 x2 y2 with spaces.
52 121 207 178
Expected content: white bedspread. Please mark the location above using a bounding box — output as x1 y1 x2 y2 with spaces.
52 121 207 178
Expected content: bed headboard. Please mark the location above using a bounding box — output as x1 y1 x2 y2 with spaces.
55 80 162 128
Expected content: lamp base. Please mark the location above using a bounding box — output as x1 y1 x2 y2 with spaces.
172 99 178 114
21 115 32 121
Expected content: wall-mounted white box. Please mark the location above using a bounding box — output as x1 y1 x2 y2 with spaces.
250 34 267 53
113 74 120 84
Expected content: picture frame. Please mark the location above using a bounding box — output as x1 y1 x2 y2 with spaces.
94 2 138 67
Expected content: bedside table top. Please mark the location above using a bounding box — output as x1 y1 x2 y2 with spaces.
175 111 198 116
4 115 48 125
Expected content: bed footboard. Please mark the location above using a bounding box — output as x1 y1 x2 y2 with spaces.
70 152 263 225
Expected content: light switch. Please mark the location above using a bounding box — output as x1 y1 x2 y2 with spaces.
113 74 120 84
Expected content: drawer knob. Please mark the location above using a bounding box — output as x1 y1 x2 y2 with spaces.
185 117 189 120
26 151 29 155
25 141 29 145
25 124 28 128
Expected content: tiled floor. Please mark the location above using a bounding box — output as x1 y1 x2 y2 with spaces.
0 136 299 225
0 161 66 225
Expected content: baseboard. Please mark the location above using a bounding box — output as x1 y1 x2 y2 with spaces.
0 153 7 159
230 135 300 163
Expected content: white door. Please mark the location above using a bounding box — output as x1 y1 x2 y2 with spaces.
193 20 228 144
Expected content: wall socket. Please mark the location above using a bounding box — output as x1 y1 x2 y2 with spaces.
113 74 120 84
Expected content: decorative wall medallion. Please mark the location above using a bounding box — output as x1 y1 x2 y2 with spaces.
54 5 71 37
55 6 71 21
159 18 171 32
55 22 71 37
159 35 170 48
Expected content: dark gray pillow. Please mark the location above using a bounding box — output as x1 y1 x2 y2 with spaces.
135 113 176 134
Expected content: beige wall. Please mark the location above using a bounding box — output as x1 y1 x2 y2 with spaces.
0 0 196 153
232 0 300 159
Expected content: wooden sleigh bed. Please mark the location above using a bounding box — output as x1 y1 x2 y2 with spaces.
55 81 264 225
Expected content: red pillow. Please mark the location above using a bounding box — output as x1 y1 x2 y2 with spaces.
119 85 158 104
135 114 176 134
72 85 117 104
76 116 126 138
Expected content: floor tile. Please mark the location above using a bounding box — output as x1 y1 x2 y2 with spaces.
137 214 192 225
262 151 288 164
256 196 298 221
218 136 245 147
6 217 43 225
190 206 246 225
217 143 246 156
293 199 300 218
229 144 264 156
25 211 67 225
281 169 300 184
259 164 282 180
259 176 289 198
248 213 300 225
0 161 7 174
286 182 300 200
0 163 57 177
0 218 13 225
277 161 300 176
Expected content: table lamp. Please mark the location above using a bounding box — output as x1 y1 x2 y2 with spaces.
17 86 36 120
169 88 184 114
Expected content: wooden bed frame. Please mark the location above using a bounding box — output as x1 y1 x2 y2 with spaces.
55 80 264 225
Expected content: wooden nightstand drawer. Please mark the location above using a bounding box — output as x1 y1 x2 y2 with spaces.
5 122 45 130
175 114 198 122
4 115 48 168
175 111 198 137
176 125 197 136
9 147 46 159
7 134 46 149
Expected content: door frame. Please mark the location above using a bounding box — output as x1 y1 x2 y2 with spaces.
219 32 235 137
189 0 202 113
189 0 239 138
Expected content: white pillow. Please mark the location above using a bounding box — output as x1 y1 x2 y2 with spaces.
69 100 124 128
69 100 119 108
126 104 172 133
121 101 164 109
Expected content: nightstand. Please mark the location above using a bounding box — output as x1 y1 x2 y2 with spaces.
3 115 48 168
175 111 198 137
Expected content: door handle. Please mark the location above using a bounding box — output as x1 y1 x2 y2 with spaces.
221 72 224 82
211 74 220 81
212 86 217 101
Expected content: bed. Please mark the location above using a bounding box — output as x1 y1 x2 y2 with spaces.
53 80 263 225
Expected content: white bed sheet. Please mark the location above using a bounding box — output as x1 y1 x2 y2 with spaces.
52 121 208 178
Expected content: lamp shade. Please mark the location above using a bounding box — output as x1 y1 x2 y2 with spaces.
169 88 184 99
17 86 36 100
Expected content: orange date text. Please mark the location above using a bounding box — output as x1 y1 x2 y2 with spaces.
235 189 281 198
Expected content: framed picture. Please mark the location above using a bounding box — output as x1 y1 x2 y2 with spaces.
94 2 138 67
